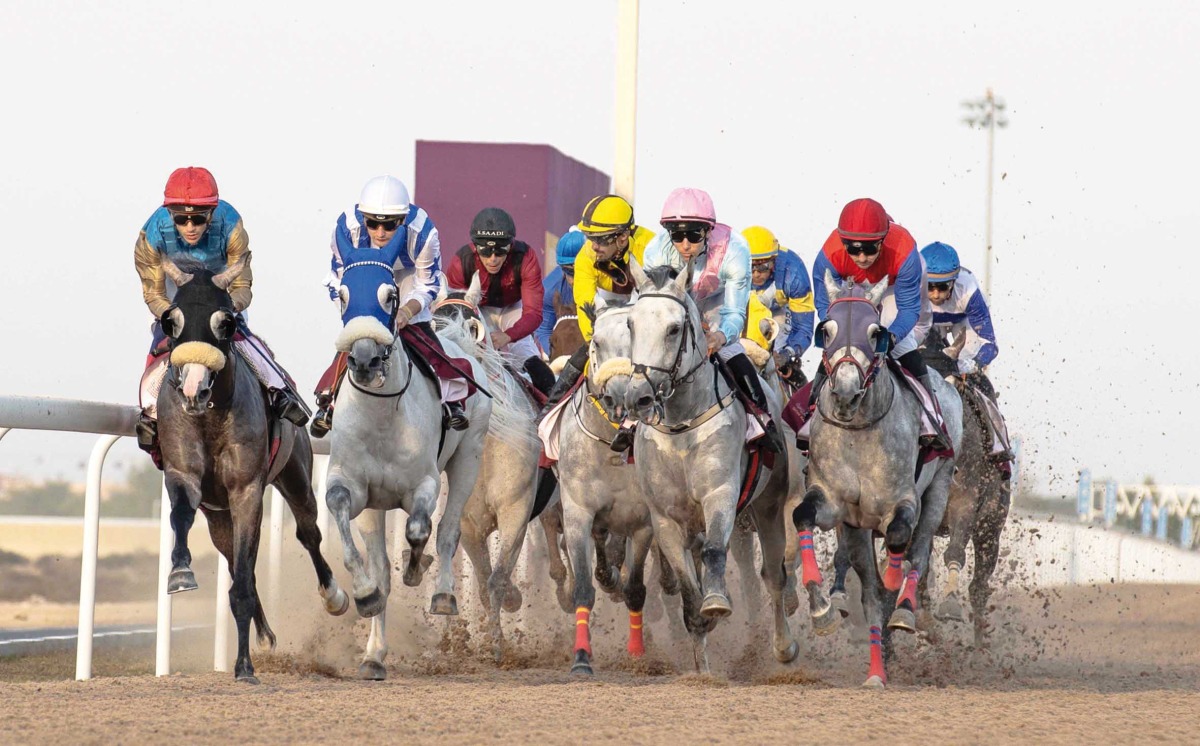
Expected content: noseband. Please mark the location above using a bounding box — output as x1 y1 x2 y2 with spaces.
630 292 707 401
818 296 892 427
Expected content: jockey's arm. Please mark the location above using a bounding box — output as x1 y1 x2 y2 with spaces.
888 250 923 342
223 221 253 313
810 251 842 339
572 246 600 342
134 232 171 319
961 288 999 369
779 255 815 355
536 271 560 353
716 236 751 346
502 246 545 342
398 218 442 323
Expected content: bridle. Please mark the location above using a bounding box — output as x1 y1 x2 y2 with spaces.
630 291 710 411
340 259 411 402
817 296 891 427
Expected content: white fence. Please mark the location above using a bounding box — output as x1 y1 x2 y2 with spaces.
1076 469 1200 549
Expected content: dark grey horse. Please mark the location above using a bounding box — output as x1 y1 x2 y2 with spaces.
794 275 962 688
157 254 347 683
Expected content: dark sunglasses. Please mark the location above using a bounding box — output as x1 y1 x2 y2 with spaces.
562 266 576 277
928 281 955 293
477 244 511 258
751 260 775 273
670 229 706 244
365 217 402 231
591 230 628 247
843 240 882 257
173 213 210 227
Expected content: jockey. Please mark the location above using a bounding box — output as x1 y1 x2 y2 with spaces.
742 226 815 383
134 167 308 468
810 197 949 449
642 188 786 454
539 194 656 441
311 175 471 436
444 207 557 395
535 230 587 354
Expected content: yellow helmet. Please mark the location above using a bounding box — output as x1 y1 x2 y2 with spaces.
742 226 780 259
578 194 634 236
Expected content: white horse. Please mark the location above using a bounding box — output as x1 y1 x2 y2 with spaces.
620 262 800 673
433 275 543 662
324 250 492 680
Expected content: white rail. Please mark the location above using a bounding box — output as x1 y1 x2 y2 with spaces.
1077 468 1200 549
0 395 329 680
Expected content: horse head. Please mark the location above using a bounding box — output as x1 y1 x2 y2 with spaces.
333 239 405 388
624 258 704 422
432 273 488 346
819 271 889 420
585 300 634 421
160 253 249 415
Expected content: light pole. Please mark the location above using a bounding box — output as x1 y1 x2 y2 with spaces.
614 0 639 202
961 88 1008 300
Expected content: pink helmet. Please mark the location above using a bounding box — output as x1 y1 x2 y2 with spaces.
659 187 716 227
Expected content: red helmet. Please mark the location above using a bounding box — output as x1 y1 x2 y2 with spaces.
837 198 889 241
163 167 219 208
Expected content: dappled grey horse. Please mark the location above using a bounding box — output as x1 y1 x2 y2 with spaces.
433 276 544 663
324 244 492 680
794 275 962 688
157 254 346 684
620 262 799 673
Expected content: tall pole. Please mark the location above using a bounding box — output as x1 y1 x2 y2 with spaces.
614 0 639 202
961 88 1008 302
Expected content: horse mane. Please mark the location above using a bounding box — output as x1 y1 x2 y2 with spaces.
644 265 680 290
432 308 539 450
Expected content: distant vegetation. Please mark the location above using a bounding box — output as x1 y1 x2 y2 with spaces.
0 462 161 518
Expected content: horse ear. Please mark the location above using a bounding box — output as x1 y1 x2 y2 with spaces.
865 277 888 307
671 261 691 295
823 269 842 302
464 271 483 307
628 256 649 290
580 302 598 325
161 256 194 287
213 252 251 291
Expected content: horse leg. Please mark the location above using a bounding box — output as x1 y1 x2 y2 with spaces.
540 505 573 613
273 460 348 616
592 526 621 596
891 476 951 633
697 488 737 619
459 520 494 615
487 498 532 663
882 501 917 592
729 519 762 616
655 542 680 596
325 476 377 617
792 487 840 634
165 476 201 593
936 487 975 624
356 508 390 679
750 498 799 664
228 489 265 684
623 525 653 658
431 451 481 616
830 525 853 619
845 526 888 689
653 515 711 673
970 481 1011 648
402 474 439 588
562 498 597 675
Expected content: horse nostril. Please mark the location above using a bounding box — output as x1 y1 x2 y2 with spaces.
636 395 654 410
601 395 615 409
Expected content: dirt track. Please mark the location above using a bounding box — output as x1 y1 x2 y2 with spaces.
5 579 1200 744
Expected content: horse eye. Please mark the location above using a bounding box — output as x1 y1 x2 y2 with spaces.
210 311 234 340
666 323 681 336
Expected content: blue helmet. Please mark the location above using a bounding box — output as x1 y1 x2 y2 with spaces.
921 242 961 282
555 230 587 266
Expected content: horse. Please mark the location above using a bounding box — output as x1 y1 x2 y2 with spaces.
919 330 1011 645
619 261 799 673
547 290 585 374
156 254 347 684
323 241 493 680
539 301 658 675
431 275 544 662
793 274 963 688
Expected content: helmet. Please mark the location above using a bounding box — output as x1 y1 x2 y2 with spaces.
660 187 716 227
921 242 961 282
163 167 219 209
837 198 890 241
742 226 780 259
555 230 587 266
470 207 516 247
578 194 635 236
358 175 411 218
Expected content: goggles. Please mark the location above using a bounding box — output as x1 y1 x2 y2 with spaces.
928 281 955 293
172 212 211 227
751 259 775 273
590 229 629 248
365 217 402 231
476 243 511 258
843 239 882 257
669 229 706 245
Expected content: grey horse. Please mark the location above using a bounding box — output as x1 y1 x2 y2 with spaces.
323 253 493 680
620 262 799 673
157 254 347 684
794 274 963 688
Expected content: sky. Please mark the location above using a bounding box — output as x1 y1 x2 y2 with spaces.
0 0 1197 495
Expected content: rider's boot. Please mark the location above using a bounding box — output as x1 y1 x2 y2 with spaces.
135 410 163 471
727 352 784 454
269 387 309 427
898 350 950 450
444 400 470 431
796 364 827 450
538 356 585 422
309 393 334 438
523 356 557 397
531 467 558 521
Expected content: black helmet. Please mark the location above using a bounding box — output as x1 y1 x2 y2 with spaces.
470 207 516 247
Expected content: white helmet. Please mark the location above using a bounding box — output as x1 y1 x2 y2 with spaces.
358 175 411 218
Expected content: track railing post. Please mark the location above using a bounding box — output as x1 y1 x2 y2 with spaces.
214 553 232 672
155 483 173 676
75 433 121 681
268 486 284 617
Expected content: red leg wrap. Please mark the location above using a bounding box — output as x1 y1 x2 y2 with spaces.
798 530 822 586
897 569 920 611
868 625 887 685
882 551 905 591
627 610 644 657
574 606 592 656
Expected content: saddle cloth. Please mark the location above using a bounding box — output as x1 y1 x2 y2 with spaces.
784 369 945 445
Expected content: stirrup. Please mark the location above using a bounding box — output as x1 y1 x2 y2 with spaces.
309 407 333 438
445 402 469 431
135 413 163 471
760 420 785 454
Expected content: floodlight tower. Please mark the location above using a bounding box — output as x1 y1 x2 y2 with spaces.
615 0 639 202
961 88 1009 300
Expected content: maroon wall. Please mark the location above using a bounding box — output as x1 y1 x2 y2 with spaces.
414 141 610 272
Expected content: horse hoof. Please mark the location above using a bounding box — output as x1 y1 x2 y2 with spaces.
811 605 842 637
430 593 459 616
700 592 732 619
354 588 386 618
358 660 387 681
862 675 886 690
324 587 350 617
935 596 966 623
167 569 198 594
830 590 850 619
555 587 574 614
774 640 800 664
570 651 594 677
236 673 260 686
888 607 918 633
501 586 523 614
784 584 801 618
402 552 434 587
